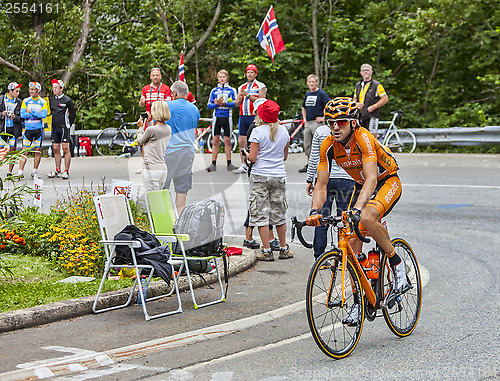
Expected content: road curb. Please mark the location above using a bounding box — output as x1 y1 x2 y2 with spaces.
0 248 256 333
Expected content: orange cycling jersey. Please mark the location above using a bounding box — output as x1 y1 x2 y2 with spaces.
318 127 398 184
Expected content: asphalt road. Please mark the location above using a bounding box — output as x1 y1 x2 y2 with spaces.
0 152 499 381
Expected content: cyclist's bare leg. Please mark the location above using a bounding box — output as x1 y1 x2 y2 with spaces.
211 135 221 163
53 143 62 169
223 135 232 161
62 142 71 171
360 206 393 254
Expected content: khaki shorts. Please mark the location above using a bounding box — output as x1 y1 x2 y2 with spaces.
249 174 287 227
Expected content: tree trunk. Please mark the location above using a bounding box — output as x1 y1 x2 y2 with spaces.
32 11 44 84
310 0 320 77
424 43 440 114
184 0 222 63
63 0 97 85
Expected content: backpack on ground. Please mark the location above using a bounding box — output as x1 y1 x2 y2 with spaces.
173 199 225 257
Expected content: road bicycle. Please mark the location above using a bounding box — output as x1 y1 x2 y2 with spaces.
280 114 305 153
194 117 238 154
378 110 417 153
291 214 422 359
95 113 139 156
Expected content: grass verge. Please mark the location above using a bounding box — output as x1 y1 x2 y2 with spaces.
0 254 135 313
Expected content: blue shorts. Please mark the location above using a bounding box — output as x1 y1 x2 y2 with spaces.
238 115 255 137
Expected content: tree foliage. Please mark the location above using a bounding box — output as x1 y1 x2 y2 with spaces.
0 0 498 129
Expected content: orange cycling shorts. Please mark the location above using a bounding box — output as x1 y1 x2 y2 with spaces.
349 175 402 220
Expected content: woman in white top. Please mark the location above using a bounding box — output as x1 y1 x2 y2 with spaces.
247 99 292 261
136 100 171 192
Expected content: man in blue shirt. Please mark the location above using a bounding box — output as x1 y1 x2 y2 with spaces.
299 74 330 173
163 81 200 213
206 69 237 172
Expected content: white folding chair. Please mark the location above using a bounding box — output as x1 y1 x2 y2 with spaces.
93 194 183 320
145 190 225 309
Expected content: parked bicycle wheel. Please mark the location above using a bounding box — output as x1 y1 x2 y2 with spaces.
380 238 422 337
95 128 127 156
206 131 238 153
306 250 365 359
386 129 416 153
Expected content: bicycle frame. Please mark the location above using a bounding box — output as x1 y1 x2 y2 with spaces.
336 222 378 308
378 111 400 144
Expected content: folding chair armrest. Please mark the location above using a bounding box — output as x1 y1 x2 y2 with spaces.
154 233 190 241
99 239 142 248
154 235 178 243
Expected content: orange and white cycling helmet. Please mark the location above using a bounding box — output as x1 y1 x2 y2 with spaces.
324 97 359 122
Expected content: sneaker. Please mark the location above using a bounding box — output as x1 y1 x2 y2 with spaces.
61 171 69 180
206 164 216 172
47 171 61 178
6 172 12 177
393 260 409 293
278 244 293 259
243 239 260 249
226 163 238 171
298 164 308 173
31 172 38 179
269 238 280 251
342 304 360 326
233 165 247 174
135 169 142 174
256 249 274 262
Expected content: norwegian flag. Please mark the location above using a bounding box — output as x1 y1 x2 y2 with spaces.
256 6 285 62
178 52 185 81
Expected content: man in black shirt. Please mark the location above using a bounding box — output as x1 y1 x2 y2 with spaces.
47 79 76 180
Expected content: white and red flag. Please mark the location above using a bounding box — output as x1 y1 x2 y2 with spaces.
256 6 285 62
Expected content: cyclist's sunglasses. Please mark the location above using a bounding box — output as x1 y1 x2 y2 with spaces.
326 119 351 128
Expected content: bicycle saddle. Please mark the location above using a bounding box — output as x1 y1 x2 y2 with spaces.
114 112 128 120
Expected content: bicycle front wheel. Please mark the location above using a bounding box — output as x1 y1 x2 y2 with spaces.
95 128 127 156
386 129 416 153
306 250 365 359
381 238 422 337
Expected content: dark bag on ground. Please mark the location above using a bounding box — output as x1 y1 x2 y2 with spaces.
173 199 225 257
113 225 172 284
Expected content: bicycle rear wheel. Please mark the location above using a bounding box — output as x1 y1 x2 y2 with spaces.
95 128 127 156
306 250 365 359
381 238 422 337
386 129 416 153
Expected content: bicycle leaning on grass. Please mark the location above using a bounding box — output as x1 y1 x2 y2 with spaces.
378 110 417 153
95 112 139 156
291 213 422 359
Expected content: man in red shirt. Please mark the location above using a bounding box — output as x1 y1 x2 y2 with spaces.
139 68 172 113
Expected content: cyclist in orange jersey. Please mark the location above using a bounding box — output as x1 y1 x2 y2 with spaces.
306 97 408 325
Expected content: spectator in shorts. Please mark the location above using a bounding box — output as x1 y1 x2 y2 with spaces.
206 69 238 172
18 82 48 179
247 99 292 261
233 64 266 174
299 74 330 173
136 100 171 193
163 81 199 214
353 63 388 139
0 82 23 176
47 79 76 179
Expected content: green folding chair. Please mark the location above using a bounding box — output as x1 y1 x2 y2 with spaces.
145 189 225 309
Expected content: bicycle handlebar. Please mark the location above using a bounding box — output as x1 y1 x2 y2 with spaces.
290 214 370 249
